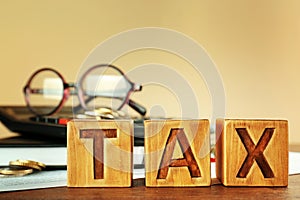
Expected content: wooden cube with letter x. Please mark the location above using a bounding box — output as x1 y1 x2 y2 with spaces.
144 120 211 187
215 119 288 186
67 120 133 187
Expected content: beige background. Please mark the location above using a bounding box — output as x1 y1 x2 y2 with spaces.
0 0 299 144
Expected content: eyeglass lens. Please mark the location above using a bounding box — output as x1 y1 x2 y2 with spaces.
25 69 65 116
78 65 132 112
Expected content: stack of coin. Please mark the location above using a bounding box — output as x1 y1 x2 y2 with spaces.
84 107 127 119
0 159 46 178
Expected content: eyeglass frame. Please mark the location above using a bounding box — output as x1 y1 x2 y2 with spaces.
23 64 147 116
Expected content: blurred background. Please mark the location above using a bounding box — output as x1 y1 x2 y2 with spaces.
0 0 299 144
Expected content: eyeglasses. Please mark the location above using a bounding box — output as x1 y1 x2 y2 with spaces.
23 64 147 117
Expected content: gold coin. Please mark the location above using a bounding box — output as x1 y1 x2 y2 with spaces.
97 107 113 114
0 174 25 178
19 159 46 169
9 160 46 171
0 167 33 176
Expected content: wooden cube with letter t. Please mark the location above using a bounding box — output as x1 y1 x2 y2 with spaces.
215 119 288 186
144 120 211 187
67 120 133 187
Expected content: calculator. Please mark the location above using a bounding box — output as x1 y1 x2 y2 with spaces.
0 106 144 146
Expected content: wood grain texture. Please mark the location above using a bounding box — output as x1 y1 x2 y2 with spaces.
215 119 288 186
67 119 133 187
145 120 211 187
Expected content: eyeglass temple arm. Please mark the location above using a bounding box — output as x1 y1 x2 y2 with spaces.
128 99 147 116
72 103 84 114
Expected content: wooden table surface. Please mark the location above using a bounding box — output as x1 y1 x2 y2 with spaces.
0 175 299 200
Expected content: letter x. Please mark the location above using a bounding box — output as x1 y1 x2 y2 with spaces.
236 128 275 178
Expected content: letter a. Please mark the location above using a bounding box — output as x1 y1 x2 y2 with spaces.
157 128 201 179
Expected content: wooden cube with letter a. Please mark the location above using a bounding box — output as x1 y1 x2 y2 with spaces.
144 120 211 187
215 119 288 186
67 120 133 187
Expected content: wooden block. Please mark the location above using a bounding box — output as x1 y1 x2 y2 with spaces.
67 120 133 187
144 119 211 187
215 119 288 186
